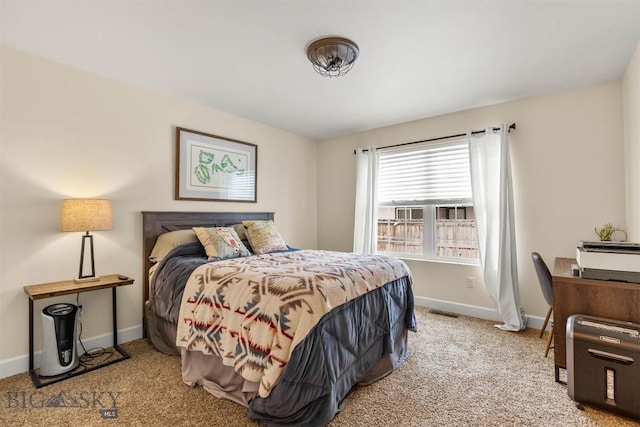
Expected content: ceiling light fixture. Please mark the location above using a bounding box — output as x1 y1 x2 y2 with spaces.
306 36 359 77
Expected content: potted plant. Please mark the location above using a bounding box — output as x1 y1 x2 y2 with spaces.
595 222 627 241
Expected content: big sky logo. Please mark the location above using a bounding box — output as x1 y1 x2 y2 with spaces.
6 391 122 419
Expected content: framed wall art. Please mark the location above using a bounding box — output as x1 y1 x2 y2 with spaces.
175 127 257 202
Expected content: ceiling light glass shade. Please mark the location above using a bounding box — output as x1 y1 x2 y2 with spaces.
306 37 359 77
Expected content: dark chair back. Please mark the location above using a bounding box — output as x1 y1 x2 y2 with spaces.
532 252 553 306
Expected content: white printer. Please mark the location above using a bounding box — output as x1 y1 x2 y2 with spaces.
576 241 640 283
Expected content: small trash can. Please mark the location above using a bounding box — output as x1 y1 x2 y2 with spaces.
567 314 640 419
40 303 79 376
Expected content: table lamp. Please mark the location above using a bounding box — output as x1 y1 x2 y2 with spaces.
60 199 113 283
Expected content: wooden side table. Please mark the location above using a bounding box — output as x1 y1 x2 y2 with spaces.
24 274 134 388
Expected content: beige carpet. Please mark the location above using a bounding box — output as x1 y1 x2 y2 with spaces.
1 306 639 427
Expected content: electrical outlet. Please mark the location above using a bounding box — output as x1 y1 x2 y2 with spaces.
466 277 475 288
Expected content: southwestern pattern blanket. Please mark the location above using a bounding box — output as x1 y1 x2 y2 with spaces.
176 249 412 398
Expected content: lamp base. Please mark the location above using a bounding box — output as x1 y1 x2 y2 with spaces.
73 276 100 284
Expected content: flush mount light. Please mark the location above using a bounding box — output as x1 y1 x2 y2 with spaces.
306 36 359 77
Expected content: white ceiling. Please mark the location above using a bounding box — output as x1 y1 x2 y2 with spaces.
2 1 639 140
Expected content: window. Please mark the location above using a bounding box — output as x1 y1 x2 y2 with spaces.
376 139 478 263
378 207 424 255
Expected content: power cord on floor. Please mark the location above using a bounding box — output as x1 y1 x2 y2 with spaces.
76 293 115 368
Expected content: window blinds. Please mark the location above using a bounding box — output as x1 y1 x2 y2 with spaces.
378 139 472 205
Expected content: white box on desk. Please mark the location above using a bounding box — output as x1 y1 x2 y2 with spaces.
576 247 640 273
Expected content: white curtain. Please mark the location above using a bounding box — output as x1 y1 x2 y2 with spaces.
353 147 378 254
468 125 526 331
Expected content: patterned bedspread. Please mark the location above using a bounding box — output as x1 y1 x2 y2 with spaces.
175 249 411 398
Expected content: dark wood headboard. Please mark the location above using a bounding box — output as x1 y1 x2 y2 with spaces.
141 211 274 334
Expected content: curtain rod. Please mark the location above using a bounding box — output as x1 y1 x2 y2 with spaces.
354 123 516 154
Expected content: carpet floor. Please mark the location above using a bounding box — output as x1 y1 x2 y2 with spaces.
1 306 639 426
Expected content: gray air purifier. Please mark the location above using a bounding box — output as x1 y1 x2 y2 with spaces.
40 303 79 376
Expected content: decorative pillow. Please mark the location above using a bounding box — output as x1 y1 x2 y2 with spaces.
231 223 248 241
149 229 198 263
193 226 251 260
242 220 288 254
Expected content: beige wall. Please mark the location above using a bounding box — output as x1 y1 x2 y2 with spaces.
318 81 626 319
623 41 640 242
0 47 318 369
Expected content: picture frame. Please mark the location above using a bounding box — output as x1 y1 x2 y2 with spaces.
175 127 257 202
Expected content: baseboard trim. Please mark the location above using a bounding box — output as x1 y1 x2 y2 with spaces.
0 324 142 380
414 296 545 331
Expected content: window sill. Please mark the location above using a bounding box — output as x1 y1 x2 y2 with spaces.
396 255 481 267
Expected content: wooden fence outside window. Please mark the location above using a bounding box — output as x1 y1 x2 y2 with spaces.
377 219 478 259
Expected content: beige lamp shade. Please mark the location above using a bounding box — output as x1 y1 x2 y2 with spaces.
60 199 113 232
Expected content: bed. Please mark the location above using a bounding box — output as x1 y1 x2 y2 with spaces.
142 211 416 426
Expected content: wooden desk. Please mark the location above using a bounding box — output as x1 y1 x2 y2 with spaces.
552 257 640 381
